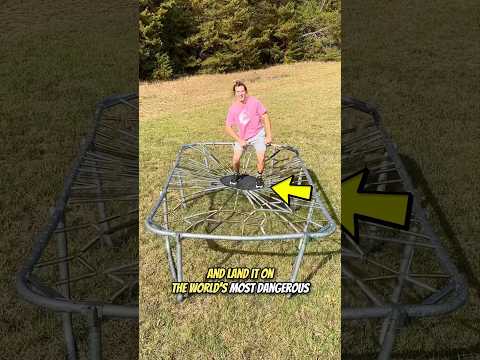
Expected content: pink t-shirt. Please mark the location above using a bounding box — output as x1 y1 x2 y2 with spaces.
226 96 267 140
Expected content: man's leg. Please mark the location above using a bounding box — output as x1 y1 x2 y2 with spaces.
252 129 267 188
255 150 265 174
255 150 266 188
232 149 242 173
230 144 243 185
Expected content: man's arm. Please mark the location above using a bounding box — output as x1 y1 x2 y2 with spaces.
261 113 272 144
225 125 246 146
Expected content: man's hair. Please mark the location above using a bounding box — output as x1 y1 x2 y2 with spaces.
232 80 247 95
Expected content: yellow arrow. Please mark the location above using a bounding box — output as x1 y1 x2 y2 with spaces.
342 168 413 243
271 176 312 205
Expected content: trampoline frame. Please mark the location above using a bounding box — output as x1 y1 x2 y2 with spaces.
341 96 467 359
146 142 337 301
16 94 139 360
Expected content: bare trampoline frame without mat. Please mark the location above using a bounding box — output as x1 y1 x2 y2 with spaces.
145 142 338 302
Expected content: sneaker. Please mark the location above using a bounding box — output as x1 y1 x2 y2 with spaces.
230 173 240 185
255 176 264 188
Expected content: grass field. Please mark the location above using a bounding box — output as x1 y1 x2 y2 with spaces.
1 1 137 359
342 1 480 358
139 61 341 359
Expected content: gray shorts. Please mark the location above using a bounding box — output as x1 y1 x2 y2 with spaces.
234 128 266 153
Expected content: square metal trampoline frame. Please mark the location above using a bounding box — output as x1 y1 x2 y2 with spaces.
16 94 139 360
341 96 467 359
145 142 337 302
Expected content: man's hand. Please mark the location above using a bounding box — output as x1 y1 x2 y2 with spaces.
226 125 246 147
261 113 272 146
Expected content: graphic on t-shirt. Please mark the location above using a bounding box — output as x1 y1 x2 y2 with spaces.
239 110 250 125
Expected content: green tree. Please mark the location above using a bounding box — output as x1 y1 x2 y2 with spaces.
186 0 265 73
138 0 340 80
139 0 196 79
297 0 341 60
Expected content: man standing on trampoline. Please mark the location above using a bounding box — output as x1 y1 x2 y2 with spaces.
225 80 272 188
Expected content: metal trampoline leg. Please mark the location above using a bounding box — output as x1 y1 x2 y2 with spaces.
165 236 178 281
290 235 309 283
378 309 402 360
87 307 102 360
162 196 178 282
54 210 78 359
175 234 183 282
62 313 77 360
175 234 184 303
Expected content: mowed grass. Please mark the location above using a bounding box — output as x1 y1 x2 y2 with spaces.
140 62 341 359
342 1 480 358
1 1 137 359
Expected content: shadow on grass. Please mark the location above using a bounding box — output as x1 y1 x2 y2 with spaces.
205 239 338 259
400 154 479 292
303 252 336 282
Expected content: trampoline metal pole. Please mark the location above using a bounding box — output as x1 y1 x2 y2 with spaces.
163 197 177 280
377 309 401 360
175 234 184 303
165 236 178 281
53 209 78 360
290 235 309 283
62 313 77 360
87 307 102 360
176 233 183 282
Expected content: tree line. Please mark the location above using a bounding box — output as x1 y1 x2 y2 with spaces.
139 0 340 80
